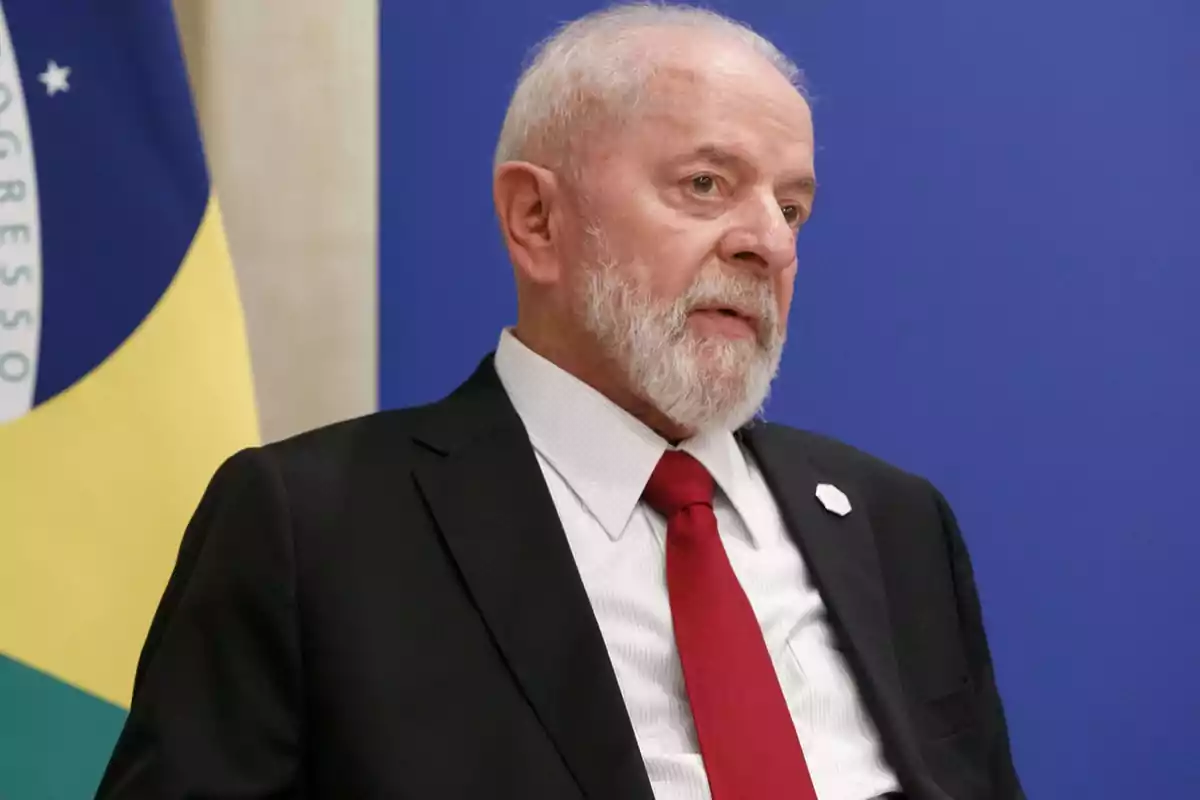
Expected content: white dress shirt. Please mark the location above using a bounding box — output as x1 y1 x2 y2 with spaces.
494 329 901 800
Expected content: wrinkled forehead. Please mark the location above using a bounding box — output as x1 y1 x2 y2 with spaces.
585 42 814 172
643 65 813 141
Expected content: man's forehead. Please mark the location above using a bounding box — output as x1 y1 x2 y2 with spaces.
633 74 814 164
634 46 810 131
568 28 812 176
632 29 803 98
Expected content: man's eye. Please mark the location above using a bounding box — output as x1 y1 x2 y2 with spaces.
690 174 718 195
782 203 810 227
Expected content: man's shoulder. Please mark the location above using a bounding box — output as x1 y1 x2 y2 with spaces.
258 403 444 473
271 406 425 450
747 421 953 536
257 356 508 472
746 420 933 496
198 403 463 526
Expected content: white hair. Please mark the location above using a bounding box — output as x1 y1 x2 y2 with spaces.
493 2 805 173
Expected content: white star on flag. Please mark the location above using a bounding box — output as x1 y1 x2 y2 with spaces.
38 60 71 96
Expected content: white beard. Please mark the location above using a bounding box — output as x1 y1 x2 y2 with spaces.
576 242 785 436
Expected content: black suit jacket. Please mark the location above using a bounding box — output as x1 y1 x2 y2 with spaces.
97 356 1024 799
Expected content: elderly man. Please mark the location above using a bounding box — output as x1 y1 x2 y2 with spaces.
98 4 1022 800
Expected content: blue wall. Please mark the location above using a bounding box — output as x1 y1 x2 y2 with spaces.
380 2 1200 795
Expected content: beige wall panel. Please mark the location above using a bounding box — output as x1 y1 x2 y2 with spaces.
176 1 378 442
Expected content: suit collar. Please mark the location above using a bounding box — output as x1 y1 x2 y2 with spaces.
408 355 519 456
412 355 655 800
493 330 663 542
491 330 760 547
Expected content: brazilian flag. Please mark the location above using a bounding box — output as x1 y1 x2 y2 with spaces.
0 2 259 796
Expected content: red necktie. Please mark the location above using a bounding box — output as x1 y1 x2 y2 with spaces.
644 450 819 800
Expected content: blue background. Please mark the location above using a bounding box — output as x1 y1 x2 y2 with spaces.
380 1 1200 795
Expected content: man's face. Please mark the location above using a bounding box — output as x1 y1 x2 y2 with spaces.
563 36 816 433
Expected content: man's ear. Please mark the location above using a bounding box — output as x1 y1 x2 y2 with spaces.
494 161 563 285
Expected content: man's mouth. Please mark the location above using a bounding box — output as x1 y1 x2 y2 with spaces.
693 303 752 318
688 305 760 339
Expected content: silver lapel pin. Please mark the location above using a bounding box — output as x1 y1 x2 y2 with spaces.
815 483 852 516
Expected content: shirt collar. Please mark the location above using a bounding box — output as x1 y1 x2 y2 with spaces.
494 329 761 547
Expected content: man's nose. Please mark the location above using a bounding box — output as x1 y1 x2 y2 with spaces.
716 194 796 275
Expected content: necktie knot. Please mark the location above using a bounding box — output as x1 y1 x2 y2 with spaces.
643 450 715 517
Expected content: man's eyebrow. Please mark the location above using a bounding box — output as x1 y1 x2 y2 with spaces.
683 144 817 197
687 144 745 169
781 175 818 198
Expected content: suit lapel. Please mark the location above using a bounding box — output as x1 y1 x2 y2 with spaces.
742 424 939 797
412 359 654 800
